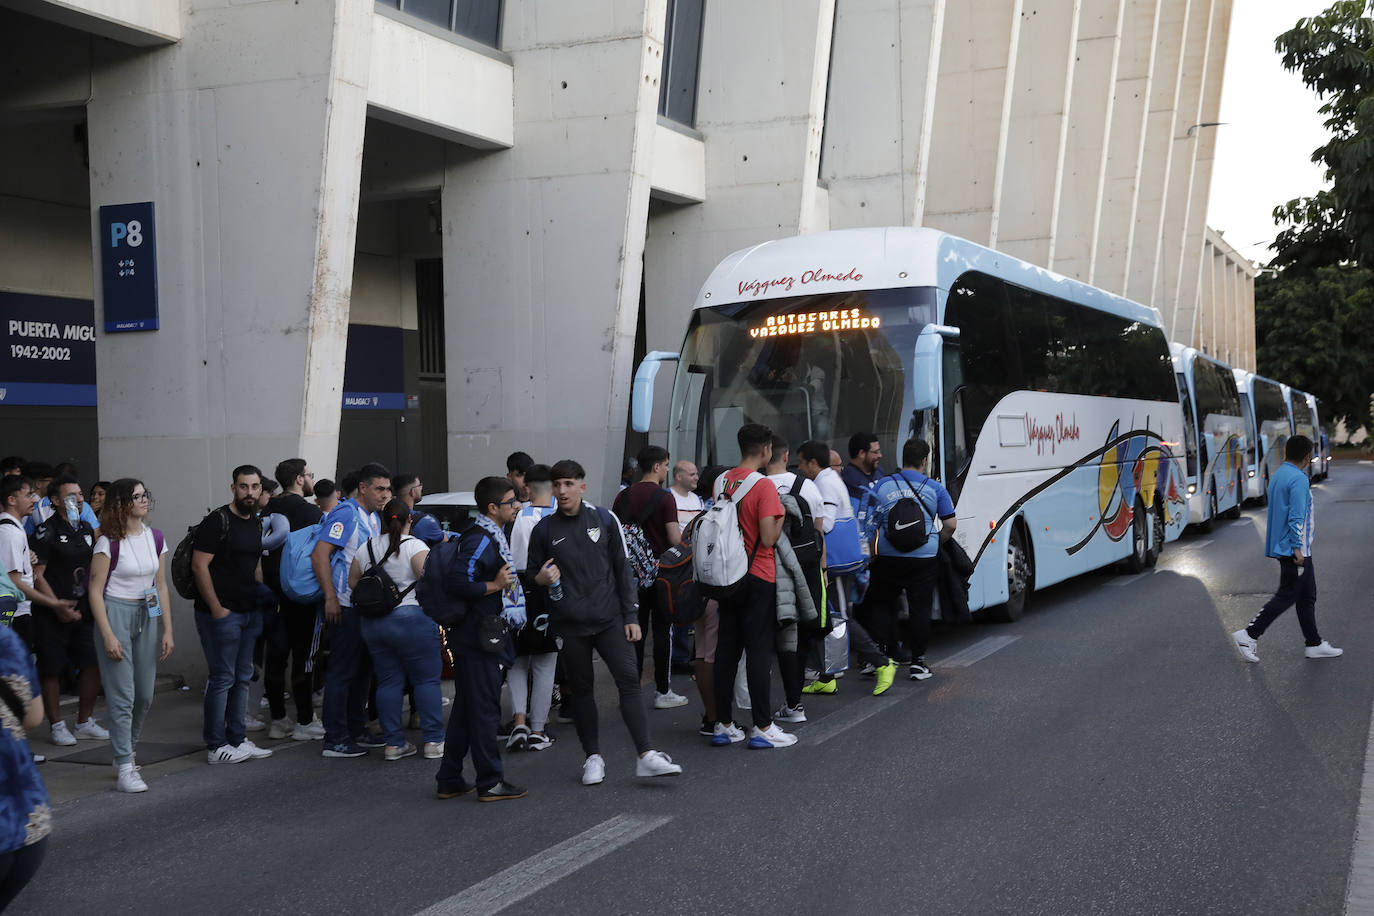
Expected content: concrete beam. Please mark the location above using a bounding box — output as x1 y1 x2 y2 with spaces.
650 118 706 205
5 0 179 46
923 0 1022 244
1052 0 1125 281
995 0 1082 265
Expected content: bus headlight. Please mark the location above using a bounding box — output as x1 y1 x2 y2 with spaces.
1187 484 1197 495
1248 470 1255 478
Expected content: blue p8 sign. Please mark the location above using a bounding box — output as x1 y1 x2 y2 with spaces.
109 220 145 248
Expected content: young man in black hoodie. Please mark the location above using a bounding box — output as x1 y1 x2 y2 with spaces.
435 476 526 802
527 460 682 786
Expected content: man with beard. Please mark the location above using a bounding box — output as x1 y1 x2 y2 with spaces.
191 465 274 765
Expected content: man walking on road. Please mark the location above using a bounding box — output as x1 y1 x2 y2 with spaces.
527 460 682 785
1233 435 1342 663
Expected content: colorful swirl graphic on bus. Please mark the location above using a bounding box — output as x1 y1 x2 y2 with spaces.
1207 433 1243 502
1066 420 1185 556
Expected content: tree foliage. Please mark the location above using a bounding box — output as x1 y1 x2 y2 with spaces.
1255 265 1374 434
1273 1 1374 271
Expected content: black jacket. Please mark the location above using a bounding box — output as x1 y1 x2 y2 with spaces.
525 501 637 636
937 538 976 622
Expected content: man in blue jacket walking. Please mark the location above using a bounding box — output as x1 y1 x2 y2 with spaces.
1232 435 1342 663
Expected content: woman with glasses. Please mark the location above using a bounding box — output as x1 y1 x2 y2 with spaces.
88 479 174 793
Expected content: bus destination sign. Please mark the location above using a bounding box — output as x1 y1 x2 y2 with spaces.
749 308 881 339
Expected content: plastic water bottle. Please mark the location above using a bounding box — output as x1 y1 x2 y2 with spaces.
64 494 81 523
549 578 563 602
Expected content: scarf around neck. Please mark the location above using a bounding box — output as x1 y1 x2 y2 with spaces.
475 514 526 627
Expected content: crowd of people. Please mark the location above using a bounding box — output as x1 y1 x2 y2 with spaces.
0 429 964 905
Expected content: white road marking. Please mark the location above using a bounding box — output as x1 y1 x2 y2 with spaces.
414 814 671 915
935 635 1020 668
1346 703 1374 914
804 694 903 744
1185 539 1214 549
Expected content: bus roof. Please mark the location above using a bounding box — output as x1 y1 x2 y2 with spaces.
694 227 1164 327
1171 342 1237 374
1233 367 1284 393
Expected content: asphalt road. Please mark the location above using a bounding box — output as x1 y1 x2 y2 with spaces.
16 464 1374 916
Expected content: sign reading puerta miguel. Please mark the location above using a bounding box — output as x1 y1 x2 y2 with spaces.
0 292 97 406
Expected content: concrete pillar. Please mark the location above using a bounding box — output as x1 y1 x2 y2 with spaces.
923 0 1022 244
1125 0 1188 307
825 0 945 229
995 0 1082 265
642 0 835 404
1051 0 1126 281
87 0 371 675
1093 0 1162 294
1167 0 1231 342
441 1 668 501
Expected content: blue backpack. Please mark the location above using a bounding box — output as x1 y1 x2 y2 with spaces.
280 524 324 603
416 536 467 627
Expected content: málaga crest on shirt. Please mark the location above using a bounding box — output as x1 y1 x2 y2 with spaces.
587 526 601 543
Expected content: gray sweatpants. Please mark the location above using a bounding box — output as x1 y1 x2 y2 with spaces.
95 596 160 766
508 652 558 732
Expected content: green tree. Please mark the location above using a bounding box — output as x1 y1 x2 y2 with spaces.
1273 1 1374 271
1255 265 1374 433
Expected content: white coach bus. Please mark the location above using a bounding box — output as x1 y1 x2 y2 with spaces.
1171 344 1246 531
632 228 1188 621
1233 369 1291 504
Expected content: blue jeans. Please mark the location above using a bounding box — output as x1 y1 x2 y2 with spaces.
194 609 263 751
360 605 444 746
323 606 373 746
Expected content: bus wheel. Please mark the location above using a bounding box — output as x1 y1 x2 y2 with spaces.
1146 503 1164 568
1199 489 1218 534
995 524 1032 623
1125 499 1149 573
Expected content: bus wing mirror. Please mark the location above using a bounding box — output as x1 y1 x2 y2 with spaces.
631 351 681 433
911 326 955 411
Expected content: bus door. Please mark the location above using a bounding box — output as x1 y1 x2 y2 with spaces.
1176 372 1199 494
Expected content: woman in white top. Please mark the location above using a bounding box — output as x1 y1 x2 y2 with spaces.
88 478 173 793
348 498 441 761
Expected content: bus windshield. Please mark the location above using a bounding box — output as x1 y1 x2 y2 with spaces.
668 288 936 469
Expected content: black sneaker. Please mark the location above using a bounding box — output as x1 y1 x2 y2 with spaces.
909 660 932 681
477 781 528 802
354 733 386 749
506 724 529 752
859 662 877 678
436 780 474 799
556 704 576 724
697 716 714 737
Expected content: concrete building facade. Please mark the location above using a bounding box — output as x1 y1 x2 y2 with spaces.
1 0 1256 672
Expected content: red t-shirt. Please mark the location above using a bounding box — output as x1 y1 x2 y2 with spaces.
721 467 784 583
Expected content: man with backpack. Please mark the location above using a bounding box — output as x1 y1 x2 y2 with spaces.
263 459 325 741
311 462 391 758
611 445 684 711
190 464 275 764
857 439 957 691
704 424 797 749
433 476 527 802
527 459 682 786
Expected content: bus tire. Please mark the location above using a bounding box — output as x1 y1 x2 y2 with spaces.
994 523 1032 623
1199 489 1217 534
1146 503 1164 568
1125 498 1149 573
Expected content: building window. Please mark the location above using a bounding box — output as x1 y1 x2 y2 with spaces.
377 0 502 48
659 0 705 126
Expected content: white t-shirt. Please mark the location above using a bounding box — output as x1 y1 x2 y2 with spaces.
813 467 853 533
768 472 825 528
510 504 555 573
94 528 168 601
671 489 705 528
0 516 33 618
360 534 427 607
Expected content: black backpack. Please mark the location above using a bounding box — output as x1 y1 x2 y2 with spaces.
416 534 467 627
171 508 230 600
655 515 706 626
351 539 415 619
884 473 933 553
781 473 821 568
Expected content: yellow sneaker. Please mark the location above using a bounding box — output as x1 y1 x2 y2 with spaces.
802 679 838 695
873 661 897 696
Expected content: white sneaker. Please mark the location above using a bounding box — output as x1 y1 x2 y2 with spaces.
111 755 137 776
115 762 148 793
267 717 295 740
1305 640 1344 659
653 690 689 710
635 749 682 778
292 717 326 741
423 741 445 759
259 696 271 710
1232 628 1259 663
385 742 418 761
710 722 747 746
49 721 77 747
772 703 807 724
74 718 110 740
243 714 267 733
582 754 606 786
208 744 251 764
748 724 798 749
234 739 273 760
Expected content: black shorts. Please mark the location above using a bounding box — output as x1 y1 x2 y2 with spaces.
32 609 97 677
